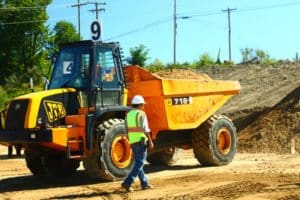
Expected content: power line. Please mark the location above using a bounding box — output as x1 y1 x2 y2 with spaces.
237 1 300 12
0 4 69 11
70 1 89 40
174 0 177 65
178 1 300 19
32 0 299 41
222 8 237 62
105 16 173 41
88 1 106 20
178 10 222 18
0 0 297 46
0 7 42 11
0 16 76 25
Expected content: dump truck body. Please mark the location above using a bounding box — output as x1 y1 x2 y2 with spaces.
125 66 241 139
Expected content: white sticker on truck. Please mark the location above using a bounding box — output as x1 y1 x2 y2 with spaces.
172 96 192 105
63 61 73 74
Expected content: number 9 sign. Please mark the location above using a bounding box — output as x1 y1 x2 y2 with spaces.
90 20 102 42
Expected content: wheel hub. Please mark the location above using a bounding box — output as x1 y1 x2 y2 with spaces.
216 128 232 155
110 135 132 168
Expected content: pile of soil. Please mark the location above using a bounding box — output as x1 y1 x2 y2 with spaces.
204 63 300 114
154 69 211 81
238 86 300 153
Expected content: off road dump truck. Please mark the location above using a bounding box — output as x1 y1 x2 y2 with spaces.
0 40 241 181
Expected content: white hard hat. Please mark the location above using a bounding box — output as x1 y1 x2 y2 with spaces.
131 95 146 105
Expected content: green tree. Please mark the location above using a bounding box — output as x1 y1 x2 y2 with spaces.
0 0 52 85
54 20 79 47
47 20 79 58
129 45 149 67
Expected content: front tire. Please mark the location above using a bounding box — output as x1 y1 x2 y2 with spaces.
25 150 80 178
192 115 237 166
83 119 133 181
43 153 80 177
25 150 46 177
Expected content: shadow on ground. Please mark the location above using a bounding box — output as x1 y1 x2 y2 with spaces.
0 163 201 193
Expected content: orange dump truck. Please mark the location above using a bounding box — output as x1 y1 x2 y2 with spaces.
125 65 241 166
0 40 241 181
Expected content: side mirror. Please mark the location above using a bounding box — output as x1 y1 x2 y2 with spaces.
51 55 56 67
42 77 49 90
30 77 34 92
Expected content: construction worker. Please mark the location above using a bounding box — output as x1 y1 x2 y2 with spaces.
121 95 154 192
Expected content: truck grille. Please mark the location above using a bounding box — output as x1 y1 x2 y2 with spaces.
6 99 29 129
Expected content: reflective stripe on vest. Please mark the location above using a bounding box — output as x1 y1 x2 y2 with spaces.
126 109 146 144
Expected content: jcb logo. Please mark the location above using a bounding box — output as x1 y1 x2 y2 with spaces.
43 100 66 122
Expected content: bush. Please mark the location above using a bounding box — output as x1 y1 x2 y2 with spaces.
193 53 215 68
146 59 165 72
240 48 277 65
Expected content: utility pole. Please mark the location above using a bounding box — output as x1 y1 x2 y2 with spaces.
173 0 177 65
88 1 106 20
222 7 237 62
71 0 88 40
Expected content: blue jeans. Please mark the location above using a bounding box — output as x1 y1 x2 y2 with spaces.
123 142 149 188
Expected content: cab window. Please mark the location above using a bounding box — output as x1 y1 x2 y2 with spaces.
93 48 119 89
49 47 91 89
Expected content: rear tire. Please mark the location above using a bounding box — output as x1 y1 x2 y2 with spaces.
192 115 237 166
147 147 181 166
83 119 133 181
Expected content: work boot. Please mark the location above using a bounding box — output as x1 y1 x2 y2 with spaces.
142 184 154 190
121 183 134 192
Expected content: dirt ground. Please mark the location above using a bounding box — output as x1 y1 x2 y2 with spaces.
0 63 299 199
0 146 299 200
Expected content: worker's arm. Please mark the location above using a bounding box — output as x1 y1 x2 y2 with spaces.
145 132 154 150
141 113 154 150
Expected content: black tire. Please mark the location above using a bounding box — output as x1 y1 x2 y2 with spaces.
43 153 80 177
192 115 237 166
147 147 181 166
25 150 47 177
83 119 134 181
25 150 80 178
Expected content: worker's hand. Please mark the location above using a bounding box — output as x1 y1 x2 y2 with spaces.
148 141 154 150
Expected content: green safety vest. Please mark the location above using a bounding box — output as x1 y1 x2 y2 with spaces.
126 109 147 144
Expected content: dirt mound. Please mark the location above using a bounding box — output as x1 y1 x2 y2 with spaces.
204 64 300 114
154 69 211 81
238 87 300 153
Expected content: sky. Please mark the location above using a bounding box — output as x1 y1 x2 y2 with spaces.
47 0 300 64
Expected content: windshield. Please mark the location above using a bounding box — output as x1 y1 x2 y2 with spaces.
49 46 91 89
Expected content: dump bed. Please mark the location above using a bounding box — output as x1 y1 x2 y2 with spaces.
124 66 241 139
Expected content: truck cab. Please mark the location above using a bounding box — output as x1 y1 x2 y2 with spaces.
50 40 127 108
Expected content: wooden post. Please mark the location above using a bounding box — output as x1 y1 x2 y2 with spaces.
291 135 296 155
291 128 300 154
